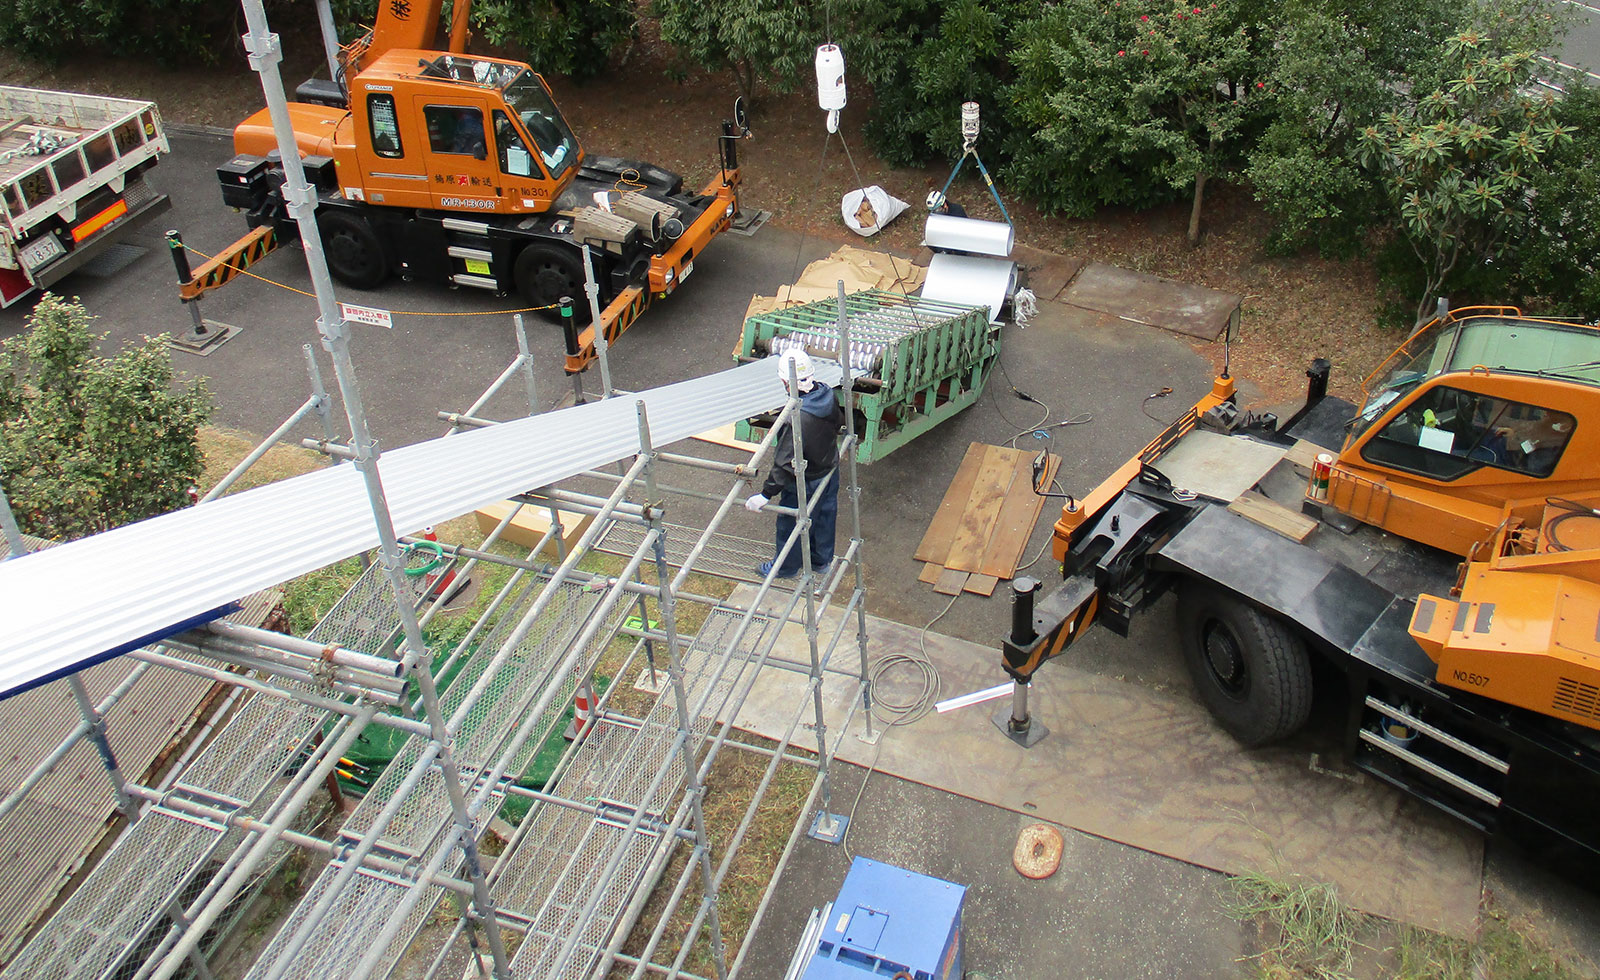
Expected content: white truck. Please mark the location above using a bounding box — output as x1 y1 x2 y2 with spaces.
0 86 169 308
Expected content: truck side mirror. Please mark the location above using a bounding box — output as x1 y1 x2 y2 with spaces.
733 96 748 134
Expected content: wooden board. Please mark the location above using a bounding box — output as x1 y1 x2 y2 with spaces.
945 446 1022 573
977 452 1060 579
914 442 989 564
1284 439 1323 475
918 562 943 585
691 422 762 453
1227 491 1317 542
933 567 970 595
963 573 999 597
476 500 594 557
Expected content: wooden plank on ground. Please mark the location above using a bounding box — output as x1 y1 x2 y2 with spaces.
978 452 1060 579
914 442 989 564
933 567 970 595
918 562 944 585
1228 490 1317 542
963 573 999 597
945 446 1022 573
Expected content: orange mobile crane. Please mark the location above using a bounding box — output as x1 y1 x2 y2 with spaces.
209 0 745 372
1001 307 1600 870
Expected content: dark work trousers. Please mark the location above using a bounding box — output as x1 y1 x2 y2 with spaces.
773 470 838 576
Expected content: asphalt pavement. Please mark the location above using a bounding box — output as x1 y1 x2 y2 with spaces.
4 131 1597 977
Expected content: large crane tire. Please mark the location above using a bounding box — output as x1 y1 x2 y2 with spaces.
515 244 587 325
317 211 388 290
1176 583 1312 747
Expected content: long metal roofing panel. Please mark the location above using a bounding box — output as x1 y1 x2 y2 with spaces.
0 357 826 699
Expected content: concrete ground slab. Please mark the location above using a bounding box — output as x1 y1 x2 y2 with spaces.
726 585 1483 937
1062 261 1240 340
1012 243 1086 302
743 768 1248 980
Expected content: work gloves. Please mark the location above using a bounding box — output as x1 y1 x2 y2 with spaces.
744 493 769 513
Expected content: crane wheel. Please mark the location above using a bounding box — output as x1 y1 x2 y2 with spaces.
515 244 587 325
1176 583 1312 747
318 211 389 290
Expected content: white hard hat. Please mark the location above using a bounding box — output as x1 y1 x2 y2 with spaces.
777 348 816 391
926 190 945 211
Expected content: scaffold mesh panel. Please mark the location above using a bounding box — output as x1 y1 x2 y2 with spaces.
243 577 607 979
1 660 329 980
495 605 776 980
596 520 771 584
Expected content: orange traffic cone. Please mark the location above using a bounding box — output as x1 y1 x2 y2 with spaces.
563 678 596 741
420 527 462 602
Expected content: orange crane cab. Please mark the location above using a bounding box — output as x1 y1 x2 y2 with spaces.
1001 308 1600 873
1330 307 1600 557
215 4 746 371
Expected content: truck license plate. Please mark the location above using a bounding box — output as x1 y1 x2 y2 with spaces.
19 234 64 271
679 260 694 283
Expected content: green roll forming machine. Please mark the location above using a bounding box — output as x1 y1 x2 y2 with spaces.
735 289 999 462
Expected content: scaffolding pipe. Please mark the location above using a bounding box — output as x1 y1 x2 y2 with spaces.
522 486 649 518
179 632 407 692
201 393 323 502
515 314 540 415
142 682 248 815
447 453 650 736
0 468 25 558
836 283 876 739
0 660 150 823
151 640 407 706
126 647 428 732
123 781 478 895
146 706 375 980
258 737 447 979
443 352 531 437
541 403 726 980
582 245 614 398
204 620 405 676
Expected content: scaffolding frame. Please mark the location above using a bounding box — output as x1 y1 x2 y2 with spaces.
0 0 877 969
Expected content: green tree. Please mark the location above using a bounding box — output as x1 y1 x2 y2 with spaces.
1506 82 1600 318
842 0 1027 168
1246 0 1461 257
1357 13 1572 322
468 0 636 81
0 295 210 542
1004 0 1269 242
651 0 822 101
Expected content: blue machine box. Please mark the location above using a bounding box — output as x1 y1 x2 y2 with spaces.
800 857 966 980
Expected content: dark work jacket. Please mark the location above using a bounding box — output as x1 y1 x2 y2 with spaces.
763 383 845 497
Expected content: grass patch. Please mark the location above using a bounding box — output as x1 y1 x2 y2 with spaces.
197 427 327 496
615 735 816 977
1225 869 1586 980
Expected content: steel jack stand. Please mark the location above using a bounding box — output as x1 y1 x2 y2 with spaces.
994 577 1049 747
165 231 238 355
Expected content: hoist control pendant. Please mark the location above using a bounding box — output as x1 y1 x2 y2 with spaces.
815 44 847 112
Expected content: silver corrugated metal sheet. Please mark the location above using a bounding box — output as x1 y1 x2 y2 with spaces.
0 358 823 699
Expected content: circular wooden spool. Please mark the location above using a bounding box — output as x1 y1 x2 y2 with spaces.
1012 822 1063 879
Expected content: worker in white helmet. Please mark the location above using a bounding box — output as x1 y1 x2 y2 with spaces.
926 189 967 219
745 348 846 581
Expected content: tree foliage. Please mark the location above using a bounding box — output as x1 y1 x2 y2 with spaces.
1246 0 1461 257
651 0 822 101
469 0 635 80
1356 11 1571 321
846 0 1026 168
0 0 238 64
1003 0 1268 236
1505 81 1600 318
0 295 210 542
